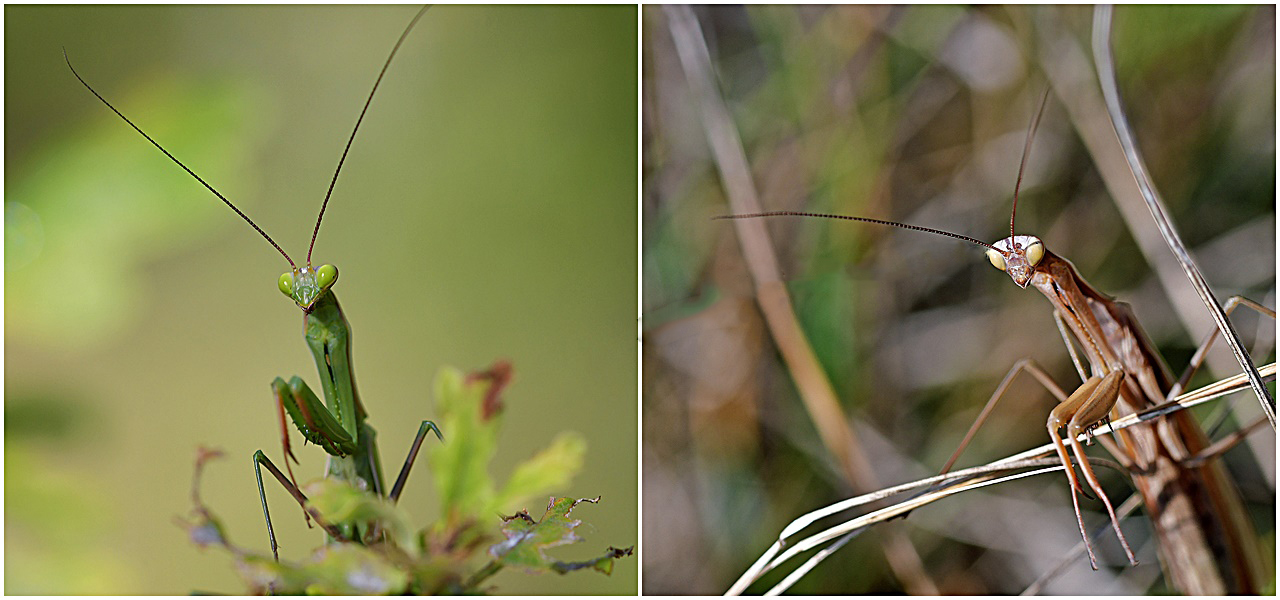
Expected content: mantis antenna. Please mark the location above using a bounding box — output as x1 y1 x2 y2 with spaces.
64 5 432 271
308 4 430 265
1008 88 1051 249
716 89 1054 257
63 47 298 270
713 210 998 251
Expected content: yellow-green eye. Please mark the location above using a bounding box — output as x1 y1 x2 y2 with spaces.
278 272 294 297
317 264 338 289
986 249 1007 271
1025 240 1044 267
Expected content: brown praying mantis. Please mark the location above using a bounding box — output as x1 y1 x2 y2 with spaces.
718 91 1270 593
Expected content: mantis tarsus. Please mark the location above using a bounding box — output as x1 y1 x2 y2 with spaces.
719 91 1269 593
67 6 443 558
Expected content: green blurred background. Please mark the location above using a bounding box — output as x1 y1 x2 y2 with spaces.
644 5 1273 594
7 5 636 594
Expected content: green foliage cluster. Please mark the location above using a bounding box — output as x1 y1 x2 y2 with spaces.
178 364 631 594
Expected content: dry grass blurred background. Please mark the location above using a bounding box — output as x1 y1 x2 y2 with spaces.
643 5 1273 594
6 5 636 594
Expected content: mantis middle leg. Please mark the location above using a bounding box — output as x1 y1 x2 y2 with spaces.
388 420 444 503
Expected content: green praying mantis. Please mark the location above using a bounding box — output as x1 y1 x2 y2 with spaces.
66 6 441 559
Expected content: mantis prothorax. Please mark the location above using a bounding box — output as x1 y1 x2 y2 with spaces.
718 90 1267 590
67 6 443 559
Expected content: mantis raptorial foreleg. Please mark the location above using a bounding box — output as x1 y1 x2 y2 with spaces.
260 375 359 532
1045 370 1137 569
255 375 356 558
277 376 359 458
256 373 442 520
255 373 444 542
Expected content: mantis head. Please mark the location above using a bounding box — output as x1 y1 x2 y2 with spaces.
986 235 1044 288
66 6 427 318
279 264 338 311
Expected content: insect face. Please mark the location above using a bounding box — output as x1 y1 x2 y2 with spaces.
986 235 1044 288
278 264 339 310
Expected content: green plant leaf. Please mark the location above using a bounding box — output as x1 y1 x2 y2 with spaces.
179 364 629 593
304 478 417 554
429 362 589 523
493 432 587 510
488 497 631 576
301 544 411 595
428 367 500 518
231 544 410 595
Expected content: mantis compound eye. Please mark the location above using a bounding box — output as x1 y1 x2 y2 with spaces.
986 249 1007 271
316 264 339 289
1025 239 1045 267
278 272 295 297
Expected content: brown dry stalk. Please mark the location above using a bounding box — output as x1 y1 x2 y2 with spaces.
662 5 938 595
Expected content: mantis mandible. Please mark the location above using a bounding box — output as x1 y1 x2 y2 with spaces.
66 6 443 559
719 91 1268 593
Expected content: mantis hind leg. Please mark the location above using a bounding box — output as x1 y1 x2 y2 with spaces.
1166 297 1275 446
1168 296 1274 402
389 421 444 503
1184 414 1272 467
